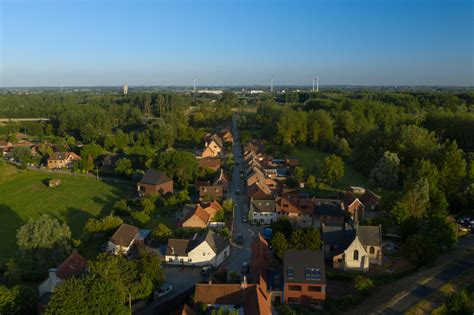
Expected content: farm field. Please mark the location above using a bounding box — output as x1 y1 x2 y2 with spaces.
0 164 132 259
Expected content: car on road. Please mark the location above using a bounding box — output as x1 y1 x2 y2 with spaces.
241 262 250 274
235 161 239 166
263 227 272 240
235 189 240 195
155 282 173 298
241 215 248 223
200 266 213 277
235 233 244 244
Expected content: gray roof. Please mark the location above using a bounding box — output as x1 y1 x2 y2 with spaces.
314 202 345 217
166 230 229 256
322 225 355 249
283 250 326 285
202 230 228 254
251 199 276 213
356 226 382 247
139 169 172 186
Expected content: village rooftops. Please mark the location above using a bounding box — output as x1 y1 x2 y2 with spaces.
56 251 87 280
166 230 228 256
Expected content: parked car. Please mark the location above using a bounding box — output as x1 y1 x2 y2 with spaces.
155 282 173 298
241 262 250 274
235 233 244 244
235 189 240 195
241 215 248 223
200 266 213 277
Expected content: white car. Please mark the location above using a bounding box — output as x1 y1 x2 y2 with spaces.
155 282 173 298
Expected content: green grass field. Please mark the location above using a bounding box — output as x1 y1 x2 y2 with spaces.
292 147 368 190
0 165 132 259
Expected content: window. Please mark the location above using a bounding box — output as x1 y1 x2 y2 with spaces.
370 246 375 254
308 286 322 292
288 298 300 304
353 250 359 261
287 267 294 280
168 258 173 262
305 268 321 280
203 252 206 256
288 285 302 291
179 258 184 263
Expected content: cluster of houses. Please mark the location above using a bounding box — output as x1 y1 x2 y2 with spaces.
243 140 384 273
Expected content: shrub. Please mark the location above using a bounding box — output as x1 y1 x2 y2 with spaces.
354 276 374 294
131 211 151 225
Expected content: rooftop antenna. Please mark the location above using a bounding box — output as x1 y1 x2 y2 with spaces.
270 78 274 93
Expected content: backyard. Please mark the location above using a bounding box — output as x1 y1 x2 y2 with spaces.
0 164 132 259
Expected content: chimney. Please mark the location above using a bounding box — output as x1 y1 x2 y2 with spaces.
192 233 198 241
49 268 59 285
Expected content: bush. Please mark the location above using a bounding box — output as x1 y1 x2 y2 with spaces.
152 223 173 243
84 216 123 234
445 291 471 314
354 276 374 294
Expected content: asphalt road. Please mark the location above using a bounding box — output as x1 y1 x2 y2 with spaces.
135 114 262 314
346 235 474 315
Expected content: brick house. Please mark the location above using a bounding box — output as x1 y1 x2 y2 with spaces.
313 199 346 228
343 192 365 221
47 152 81 169
137 169 173 197
179 201 223 228
276 194 314 228
283 250 326 307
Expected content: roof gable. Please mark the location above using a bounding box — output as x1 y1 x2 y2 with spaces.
140 169 172 186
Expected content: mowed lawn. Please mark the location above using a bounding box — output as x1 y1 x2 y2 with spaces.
292 147 368 189
0 167 132 259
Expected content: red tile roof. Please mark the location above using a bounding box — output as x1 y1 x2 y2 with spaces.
56 251 87 280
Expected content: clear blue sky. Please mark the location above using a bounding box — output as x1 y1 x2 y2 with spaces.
1 0 472 87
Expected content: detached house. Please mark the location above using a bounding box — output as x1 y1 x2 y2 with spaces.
201 134 224 158
165 230 230 267
107 223 150 255
360 190 381 210
179 201 223 228
218 128 234 143
323 224 383 272
38 251 87 297
198 181 224 201
283 250 326 307
276 194 314 227
137 169 173 197
47 152 81 169
213 169 230 194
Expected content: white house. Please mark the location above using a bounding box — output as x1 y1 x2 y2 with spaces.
331 225 383 272
107 224 150 255
38 251 87 297
249 198 276 225
165 230 230 267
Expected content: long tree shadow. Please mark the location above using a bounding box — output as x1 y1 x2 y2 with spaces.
65 207 94 238
0 204 24 261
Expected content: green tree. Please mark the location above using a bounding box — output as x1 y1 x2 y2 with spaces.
84 216 123 234
213 209 225 222
423 216 458 251
272 232 288 260
222 199 235 213
354 276 374 294
403 234 437 266
320 154 344 185
289 227 321 250
369 151 400 189
271 217 293 239
157 150 199 186
152 223 172 243
115 158 133 176
395 125 437 167
307 175 317 189
45 276 128 315
2 259 21 287
16 215 71 269
293 166 304 183
392 178 430 223
0 285 20 314
445 291 471 315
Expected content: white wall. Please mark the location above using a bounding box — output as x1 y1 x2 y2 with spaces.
250 212 277 225
165 242 217 267
343 238 369 272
